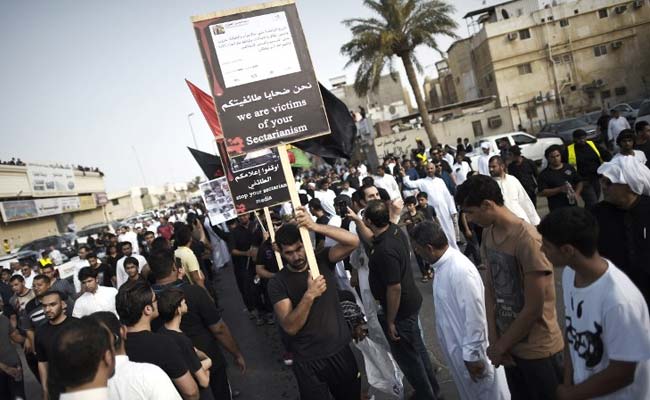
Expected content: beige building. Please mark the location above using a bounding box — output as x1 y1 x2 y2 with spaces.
443 0 650 131
0 164 107 249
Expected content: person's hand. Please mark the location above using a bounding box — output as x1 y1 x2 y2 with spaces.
262 231 270 241
295 206 316 231
4 366 21 380
387 322 400 341
486 343 513 367
305 274 327 300
556 384 574 400
464 360 486 382
352 324 368 343
234 354 246 374
24 338 34 354
345 206 360 222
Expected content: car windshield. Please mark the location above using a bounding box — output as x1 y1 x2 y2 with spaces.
583 112 600 124
638 101 650 117
548 118 585 131
629 100 643 109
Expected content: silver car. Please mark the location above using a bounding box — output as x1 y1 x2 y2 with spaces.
538 117 599 144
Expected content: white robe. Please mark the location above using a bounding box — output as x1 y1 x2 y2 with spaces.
402 176 458 249
494 174 540 226
431 247 510 400
478 154 492 176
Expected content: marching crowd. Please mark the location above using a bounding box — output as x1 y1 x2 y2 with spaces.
1 121 650 400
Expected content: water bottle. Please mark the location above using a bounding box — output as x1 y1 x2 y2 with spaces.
566 182 576 205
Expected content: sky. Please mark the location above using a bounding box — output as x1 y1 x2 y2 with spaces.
0 0 484 193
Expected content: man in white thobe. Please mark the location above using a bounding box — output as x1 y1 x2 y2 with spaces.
401 163 459 249
372 165 402 201
477 142 493 176
488 156 540 225
607 109 630 150
313 178 337 216
410 221 510 400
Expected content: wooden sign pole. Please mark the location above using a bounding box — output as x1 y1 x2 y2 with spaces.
277 144 320 278
262 207 285 270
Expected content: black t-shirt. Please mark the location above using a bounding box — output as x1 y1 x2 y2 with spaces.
93 263 114 287
231 223 263 267
416 204 437 221
125 330 189 379
267 247 351 361
592 197 650 303
572 144 602 179
35 317 78 362
158 327 203 373
538 164 581 212
152 280 227 368
315 215 330 245
368 224 422 321
508 157 538 193
256 239 279 277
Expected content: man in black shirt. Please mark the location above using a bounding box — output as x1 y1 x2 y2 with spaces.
116 280 199 400
635 121 650 169
230 213 263 317
267 207 360 400
592 156 650 305
362 200 441 400
416 192 437 221
566 129 607 209
538 145 583 212
308 198 331 249
149 249 246 400
507 145 539 207
87 252 114 287
35 290 77 398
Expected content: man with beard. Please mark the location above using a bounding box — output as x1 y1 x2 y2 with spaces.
35 290 77 398
489 155 540 225
566 129 607 209
268 207 360 400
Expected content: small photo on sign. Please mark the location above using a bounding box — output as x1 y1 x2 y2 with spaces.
200 177 237 225
229 148 279 173
210 11 301 88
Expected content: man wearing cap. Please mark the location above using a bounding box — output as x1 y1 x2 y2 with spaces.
566 129 608 209
592 156 650 305
478 142 493 176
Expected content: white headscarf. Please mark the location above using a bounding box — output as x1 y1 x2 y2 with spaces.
597 156 650 196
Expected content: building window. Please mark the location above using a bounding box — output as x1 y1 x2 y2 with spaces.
615 86 627 96
594 45 608 57
552 55 562 64
560 19 570 27
518 63 533 75
563 54 573 63
488 116 503 129
111 199 119 206
598 8 608 18
601 90 611 99
519 28 531 40
472 120 484 137
517 8 523 16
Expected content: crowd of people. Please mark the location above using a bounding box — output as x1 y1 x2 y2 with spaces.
1 121 650 400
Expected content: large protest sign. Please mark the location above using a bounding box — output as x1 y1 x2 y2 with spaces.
192 0 330 158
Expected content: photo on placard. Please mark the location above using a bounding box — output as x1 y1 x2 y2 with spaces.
200 177 237 224
229 148 280 173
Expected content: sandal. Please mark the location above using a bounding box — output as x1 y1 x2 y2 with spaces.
421 276 429 283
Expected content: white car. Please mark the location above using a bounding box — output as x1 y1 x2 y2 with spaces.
468 131 563 167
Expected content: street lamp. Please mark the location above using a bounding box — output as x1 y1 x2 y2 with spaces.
187 112 199 149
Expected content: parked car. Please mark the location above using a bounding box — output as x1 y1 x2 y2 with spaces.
635 100 650 131
582 110 602 125
469 132 563 166
76 223 114 245
0 250 39 270
19 235 75 259
612 100 644 124
538 117 598 144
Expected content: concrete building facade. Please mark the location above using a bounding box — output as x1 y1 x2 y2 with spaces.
443 0 650 132
0 164 108 249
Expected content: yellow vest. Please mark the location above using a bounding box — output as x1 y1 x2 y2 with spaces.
567 141 602 166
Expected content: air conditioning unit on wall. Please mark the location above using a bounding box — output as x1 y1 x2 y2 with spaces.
612 41 623 49
507 32 518 40
615 6 627 14
633 0 643 9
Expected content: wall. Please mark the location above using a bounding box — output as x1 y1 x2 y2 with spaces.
105 195 135 222
73 208 106 229
374 107 515 158
0 217 60 248
332 74 413 114
0 165 105 199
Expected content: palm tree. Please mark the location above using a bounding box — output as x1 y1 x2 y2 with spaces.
341 0 457 146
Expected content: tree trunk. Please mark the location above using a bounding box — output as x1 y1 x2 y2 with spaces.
400 53 438 147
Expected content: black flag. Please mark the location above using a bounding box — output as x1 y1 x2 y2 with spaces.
187 147 224 179
293 83 357 164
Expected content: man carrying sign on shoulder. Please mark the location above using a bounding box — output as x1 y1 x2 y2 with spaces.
268 207 360 400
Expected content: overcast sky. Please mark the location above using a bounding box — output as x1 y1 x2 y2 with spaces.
0 0 483 193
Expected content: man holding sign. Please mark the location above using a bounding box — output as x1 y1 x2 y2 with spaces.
267 207 360 400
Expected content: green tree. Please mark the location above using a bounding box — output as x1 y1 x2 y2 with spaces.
341 0 457 146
